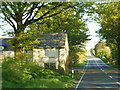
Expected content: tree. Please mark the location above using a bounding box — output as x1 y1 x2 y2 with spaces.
27 2 93 47
1 2 71 57
95 2 120 65
28 9 90 47
1 2 94 58
95 42 111 59
94 41 106 56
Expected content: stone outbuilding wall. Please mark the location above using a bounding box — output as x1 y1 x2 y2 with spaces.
0 33 69 71
33 33 69 71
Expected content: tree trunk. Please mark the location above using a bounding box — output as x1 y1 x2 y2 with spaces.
14 28 25 60
15 46 24 59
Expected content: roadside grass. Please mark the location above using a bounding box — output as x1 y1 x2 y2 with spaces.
2 57 76 88
91 49 120 70
100 57 120 70
69 59 87 68
69 59 87 81
3 76 75 88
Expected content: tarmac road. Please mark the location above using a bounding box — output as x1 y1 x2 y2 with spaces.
75 52 120 89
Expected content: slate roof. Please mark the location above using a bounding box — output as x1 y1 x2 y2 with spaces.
0 38 14 51
35 33 67 49
0 33 67 50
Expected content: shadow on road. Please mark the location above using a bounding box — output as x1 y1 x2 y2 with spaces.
76 55 120 88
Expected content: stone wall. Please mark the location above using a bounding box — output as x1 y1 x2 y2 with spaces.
33 48 59 69
0 51 14 60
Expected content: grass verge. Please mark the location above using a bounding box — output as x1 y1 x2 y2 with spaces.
100 57 120 70
2 57 76 88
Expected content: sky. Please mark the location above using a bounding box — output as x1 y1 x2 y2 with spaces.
85 21 101 50
0 20 13 38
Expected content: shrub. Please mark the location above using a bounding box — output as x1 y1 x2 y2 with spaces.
2 57 24 83
2 57 75 88
2 57 42 83
69 46 87 66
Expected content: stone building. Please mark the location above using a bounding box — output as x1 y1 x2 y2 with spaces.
0 33 69 71
33 33 69 71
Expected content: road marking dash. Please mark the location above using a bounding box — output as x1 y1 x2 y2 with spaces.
105 72 107 74
109 76 112 78
116 82 120 85
101 69 104 72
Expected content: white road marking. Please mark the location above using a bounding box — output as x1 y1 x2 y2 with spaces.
93 56 120 86
101 69 105 72
105 72 107 74
75 59 89 90
76 54 120 89
109 76 112 78
116 82 120 85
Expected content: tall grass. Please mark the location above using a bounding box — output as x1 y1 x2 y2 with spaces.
2 57 76 88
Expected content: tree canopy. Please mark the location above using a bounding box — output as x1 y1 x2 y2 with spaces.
27 4 91 47
1 2 72 56
94 2 120 65
1 2 93 57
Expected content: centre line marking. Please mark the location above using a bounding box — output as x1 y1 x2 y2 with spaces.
93 55 120 86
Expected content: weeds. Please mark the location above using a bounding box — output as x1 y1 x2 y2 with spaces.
2 57 75 88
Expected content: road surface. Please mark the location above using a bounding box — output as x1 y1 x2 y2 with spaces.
75 52 120 89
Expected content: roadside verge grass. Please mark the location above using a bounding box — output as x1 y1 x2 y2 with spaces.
2 57 76 88
100 57 120 70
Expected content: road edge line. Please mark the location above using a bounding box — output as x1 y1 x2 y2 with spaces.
75 59 89 90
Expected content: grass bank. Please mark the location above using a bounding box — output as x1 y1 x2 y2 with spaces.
3 76 75 88
100 57 120 70
2 57 76 88
91 48 120 70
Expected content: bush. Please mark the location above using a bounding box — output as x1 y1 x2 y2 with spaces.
2 57 24 83
2 57 43 83
2 57 75 88
69 46 87 66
